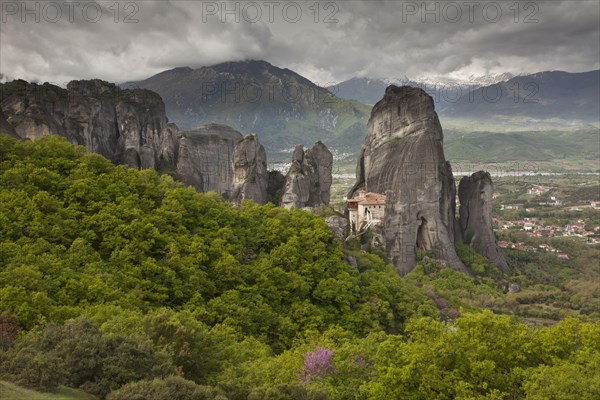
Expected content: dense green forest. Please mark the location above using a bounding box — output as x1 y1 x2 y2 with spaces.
0 135 598 399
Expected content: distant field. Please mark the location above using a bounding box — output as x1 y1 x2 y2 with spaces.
0 381 96 400
444 129 599 167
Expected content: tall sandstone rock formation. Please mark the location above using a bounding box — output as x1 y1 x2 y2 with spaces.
231 134 269 205
0 79 178 169
280 142 333 209
1 80 275 202
350 86 468 275
459 171 510 273
176 124 242 195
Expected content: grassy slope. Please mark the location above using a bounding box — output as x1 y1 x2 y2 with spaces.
0 381 96 400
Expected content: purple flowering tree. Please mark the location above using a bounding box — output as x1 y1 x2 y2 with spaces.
427 292 447 310
299 346 335 385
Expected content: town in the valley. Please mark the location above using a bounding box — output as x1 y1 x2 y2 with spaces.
342 174 600 258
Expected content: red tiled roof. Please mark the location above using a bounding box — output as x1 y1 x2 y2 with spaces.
347 191 386 206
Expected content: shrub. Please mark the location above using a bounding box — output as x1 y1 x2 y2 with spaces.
107 376 227 400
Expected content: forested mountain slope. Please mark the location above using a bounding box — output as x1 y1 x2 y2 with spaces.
0 135 598 400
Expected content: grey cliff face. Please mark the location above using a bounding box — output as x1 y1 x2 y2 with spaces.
0 108 18 138
351 86 468 275
176 124 242 195
308 141 334 205
231 134 268 205
458 171 510 273
280 142 333 209
325 215 348 242
280 146 311 209
0 80 273 202
0 79 176 169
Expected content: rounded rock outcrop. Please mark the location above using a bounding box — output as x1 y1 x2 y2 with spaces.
349 86 468 275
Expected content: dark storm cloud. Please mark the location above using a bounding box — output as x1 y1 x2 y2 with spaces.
291 0 600 82
0 0 598 85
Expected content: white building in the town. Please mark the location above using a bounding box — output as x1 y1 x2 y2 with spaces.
527 185 550 196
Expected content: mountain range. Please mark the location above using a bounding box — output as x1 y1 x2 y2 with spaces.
123 60 371 152
326 73 517 106
441 70 600 123
2 60 597 167
126 62 598 156
329 70 600 125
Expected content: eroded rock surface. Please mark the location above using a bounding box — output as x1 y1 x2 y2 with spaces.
0 79 285 206
458 171 510 273
350 86 468 275
231 134 268 205
0 79 177 169
280 142 333 209
325 215 348 242
0 79 264 199
176 124 242 195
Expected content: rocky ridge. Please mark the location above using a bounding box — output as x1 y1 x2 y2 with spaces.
0 80 274 203
0 79 178 169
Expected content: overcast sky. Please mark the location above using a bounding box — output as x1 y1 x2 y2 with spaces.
1 0 599 85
